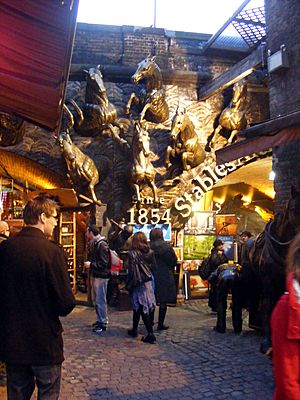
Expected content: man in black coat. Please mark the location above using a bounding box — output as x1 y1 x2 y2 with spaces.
0 195 76 400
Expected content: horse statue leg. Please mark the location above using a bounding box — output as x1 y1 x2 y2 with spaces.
227 129 238 145
107 124 130 149
133 183 141 203
209 124 222 150
139 103 151 123
89 182 101 206
182 152 193 171
149 180 158 203
125 93 139 115
165 146 175 168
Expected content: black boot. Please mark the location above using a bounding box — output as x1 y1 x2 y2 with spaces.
128 309 140 337
157 304 169 330
232 306 243 334
149 308 155 327
214 287 227 333
141 310 156 343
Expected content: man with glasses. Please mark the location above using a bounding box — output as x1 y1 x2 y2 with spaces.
0 195 76 400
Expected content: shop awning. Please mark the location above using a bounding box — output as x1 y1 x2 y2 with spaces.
0 0 79 131
216 111 300 164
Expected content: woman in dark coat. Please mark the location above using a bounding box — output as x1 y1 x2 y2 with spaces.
126 232 157 343
150 228 177 330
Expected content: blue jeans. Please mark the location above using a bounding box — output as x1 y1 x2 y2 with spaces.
93 277 109 326
6 363 61 400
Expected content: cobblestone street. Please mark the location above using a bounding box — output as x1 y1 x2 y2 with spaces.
0 300 274 399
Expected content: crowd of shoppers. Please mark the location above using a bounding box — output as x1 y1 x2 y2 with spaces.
3 194 295 400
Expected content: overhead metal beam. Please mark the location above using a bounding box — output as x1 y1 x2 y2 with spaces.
198 44 266 100
201 0 251 53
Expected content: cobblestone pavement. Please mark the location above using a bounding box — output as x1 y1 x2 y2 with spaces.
0 299 274 400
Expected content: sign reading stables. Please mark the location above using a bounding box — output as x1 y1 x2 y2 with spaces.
127 150 272 224
174 151 272 218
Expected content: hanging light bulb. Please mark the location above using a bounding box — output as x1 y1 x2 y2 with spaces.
269 170 275 181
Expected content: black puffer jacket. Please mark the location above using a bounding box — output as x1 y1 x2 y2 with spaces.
150 239 177 305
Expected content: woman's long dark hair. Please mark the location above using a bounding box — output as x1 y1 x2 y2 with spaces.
131 231 149 252
286 232 300 278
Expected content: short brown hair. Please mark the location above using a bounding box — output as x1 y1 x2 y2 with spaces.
286 232 300 276
149 227 163 242
131 231 149 252
23 195 59 225
88 225 101 236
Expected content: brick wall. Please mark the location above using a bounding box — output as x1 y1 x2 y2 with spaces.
72 23 242 79
266 0 300 211
266 0 300 117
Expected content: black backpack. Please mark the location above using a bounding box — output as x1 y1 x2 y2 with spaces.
198 257 212 280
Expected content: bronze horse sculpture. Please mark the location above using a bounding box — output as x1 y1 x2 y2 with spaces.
73 65 128 148
130 121 158 203
165 109 206 170
58 104 100 205
206 79 248 151
248 186 300 353
125 56 169 124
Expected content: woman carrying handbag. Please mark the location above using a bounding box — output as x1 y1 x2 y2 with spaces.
126 232 157 344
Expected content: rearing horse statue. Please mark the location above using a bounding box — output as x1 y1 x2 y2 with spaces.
248 185 300 354
58 103 101 205
165 109 206 170
73 65 129 148
130 121 158 203
125 56 169 124
206 79 249 151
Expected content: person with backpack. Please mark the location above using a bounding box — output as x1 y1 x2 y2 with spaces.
207 239 228 312
85 225 111 334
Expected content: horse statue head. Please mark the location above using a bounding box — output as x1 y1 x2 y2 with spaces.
170 107 187 140
130 121 158 203
131 56 160 85
132 121 150 158
231 79 247 108
166 108 206 170
126 56 168 123
84 65 106 103
205 78 249 151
